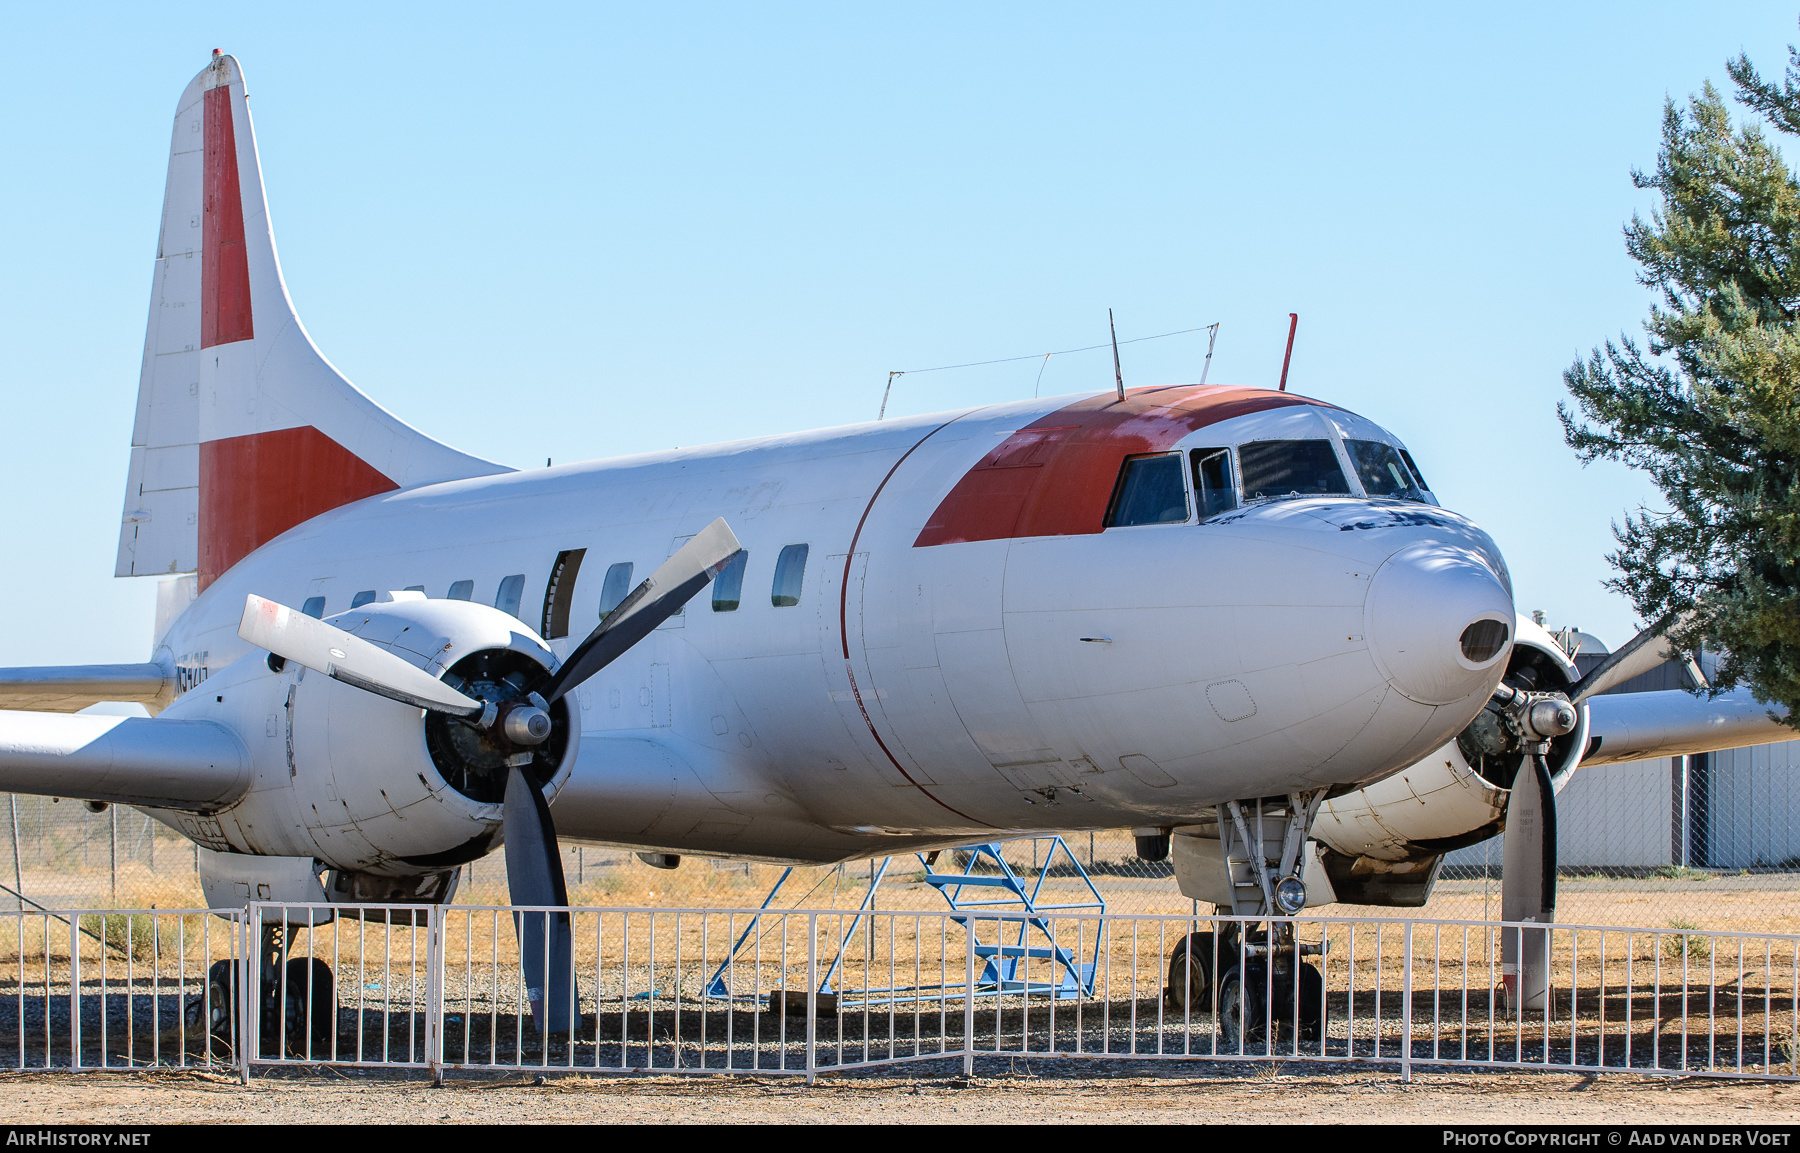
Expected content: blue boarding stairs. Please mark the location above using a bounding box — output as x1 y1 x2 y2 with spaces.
702 835 1105 1008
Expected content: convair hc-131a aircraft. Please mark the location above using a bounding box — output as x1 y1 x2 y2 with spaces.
1 53 1787 1027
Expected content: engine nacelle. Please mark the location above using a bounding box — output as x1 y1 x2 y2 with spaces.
1305 614 1585 901
157 595 578 875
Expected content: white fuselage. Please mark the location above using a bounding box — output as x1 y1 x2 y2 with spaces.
149 389 1516 868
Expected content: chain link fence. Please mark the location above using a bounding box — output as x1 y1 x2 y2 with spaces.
7 791 1799 935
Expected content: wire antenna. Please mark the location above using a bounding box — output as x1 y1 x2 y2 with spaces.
1109 309 1124 402
1199 322 1221 386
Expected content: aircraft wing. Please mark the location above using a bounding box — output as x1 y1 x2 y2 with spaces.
0 710 250 811
0 663 173 713
1583 687 1791 766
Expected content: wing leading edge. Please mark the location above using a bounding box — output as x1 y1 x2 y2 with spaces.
0 710 249 811
1583 687 1791 767
0 664 174 714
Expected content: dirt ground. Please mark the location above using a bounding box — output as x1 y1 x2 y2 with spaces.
5 1065 1800 1124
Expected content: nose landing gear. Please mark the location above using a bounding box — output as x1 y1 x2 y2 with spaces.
1166 923 1325 1045
1164 790 1330 1046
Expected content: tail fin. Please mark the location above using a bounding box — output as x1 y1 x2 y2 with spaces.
116 53 510 590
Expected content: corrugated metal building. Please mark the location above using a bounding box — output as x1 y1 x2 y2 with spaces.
1444 636 1797 872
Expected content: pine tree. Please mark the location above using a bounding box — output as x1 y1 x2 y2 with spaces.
1562 37 1800 721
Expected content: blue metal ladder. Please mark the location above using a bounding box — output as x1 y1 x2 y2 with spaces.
897 838 1105 1003
702 835 1105 1006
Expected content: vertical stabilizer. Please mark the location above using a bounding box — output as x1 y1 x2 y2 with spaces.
117 53 511 589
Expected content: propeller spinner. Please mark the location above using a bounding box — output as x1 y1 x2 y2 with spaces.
239 518 744 1031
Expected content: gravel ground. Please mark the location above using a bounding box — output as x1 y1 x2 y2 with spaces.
4 1064 1800 1124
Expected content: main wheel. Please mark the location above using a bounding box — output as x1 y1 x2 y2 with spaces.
280 957 336 1056
1165 932 1217 1013
1217 961 1268 1050
187 958 238 1043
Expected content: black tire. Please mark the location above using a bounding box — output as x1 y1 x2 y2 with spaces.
1165 932 1217 1013
1270 960 1325 1042
188 958 238 1044
281 957 336 1056
1217 961 1269 1049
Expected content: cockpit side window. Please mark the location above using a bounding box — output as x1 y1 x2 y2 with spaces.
1105 453 1189 527
1190 448 1237 519
1399 448 1430 493
1237 440 1352 501
1346 439 1428 501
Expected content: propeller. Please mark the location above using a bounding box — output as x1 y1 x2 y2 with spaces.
1563 611 1689 705
1482 612 1689 1013
239 518 744 1032
238 595 489 718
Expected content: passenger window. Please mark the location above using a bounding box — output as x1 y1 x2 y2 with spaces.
1105 453 1189 527
712 551 748 612
301 596 326 619
771 545 809 607
447 580 474 601
1237 440 1351 501
494 574 525 619
1345 439 1427 501
1190 448 1237 519
542 549 586 639
350 591 376 609
598 562 635 620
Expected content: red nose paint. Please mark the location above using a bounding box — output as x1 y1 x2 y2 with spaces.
914 384 1334 547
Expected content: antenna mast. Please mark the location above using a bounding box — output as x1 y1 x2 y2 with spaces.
1277 313 1298 391
1199 322 1220 386
878 371 902 420
1109 309 1125 402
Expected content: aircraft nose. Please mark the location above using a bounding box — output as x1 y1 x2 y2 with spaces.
1365 541 1513 706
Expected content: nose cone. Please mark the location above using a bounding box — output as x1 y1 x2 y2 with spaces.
1365 542 1513 705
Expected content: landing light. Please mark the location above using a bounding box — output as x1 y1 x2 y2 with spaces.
1460 619 1510 664
1275 876 1308 915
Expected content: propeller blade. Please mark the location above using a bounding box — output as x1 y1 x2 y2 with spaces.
504 766 575 1033
540 518 743 704
1500 753 1557 1014
237 594 483 717
1567 613 1689 705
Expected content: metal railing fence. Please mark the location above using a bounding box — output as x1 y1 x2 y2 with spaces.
2 905 1796 1083
0 906 247 1073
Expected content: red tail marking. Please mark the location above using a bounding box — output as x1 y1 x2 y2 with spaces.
202 85 253 348
199 427 398 590
913 385 1333 547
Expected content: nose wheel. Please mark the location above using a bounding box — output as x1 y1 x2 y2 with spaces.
1214 954 1324 1049
1167 924 1325 1046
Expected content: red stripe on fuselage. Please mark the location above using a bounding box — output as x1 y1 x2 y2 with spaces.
912 385 1335 547
199 427 398 590
201 85 253 348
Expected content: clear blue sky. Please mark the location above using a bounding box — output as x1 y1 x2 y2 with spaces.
3 3 1794 664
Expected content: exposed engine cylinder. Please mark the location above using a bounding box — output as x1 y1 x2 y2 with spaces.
425 647 570 804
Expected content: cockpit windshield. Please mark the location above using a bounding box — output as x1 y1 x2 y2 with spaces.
1237 439 1351 501
1345 439 1429 501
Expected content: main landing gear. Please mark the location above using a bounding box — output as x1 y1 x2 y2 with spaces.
189 922 335 1056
